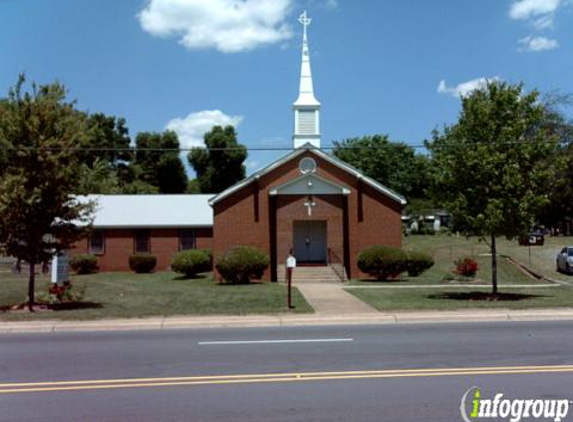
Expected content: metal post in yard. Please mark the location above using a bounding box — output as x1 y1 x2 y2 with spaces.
287 267 293 309
286 253 296 310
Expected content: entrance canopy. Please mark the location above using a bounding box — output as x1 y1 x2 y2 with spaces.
269 173 351 196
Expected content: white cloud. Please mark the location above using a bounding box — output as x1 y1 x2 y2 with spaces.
437 77 499 98
533 15 555 29
138 0 293 53
166 110 243 148
325 0 339 10
509 0 570 43
518 35 559 51
509 0 563 20
245 159 260 170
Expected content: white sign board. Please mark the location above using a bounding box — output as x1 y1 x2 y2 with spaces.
51 251 70 284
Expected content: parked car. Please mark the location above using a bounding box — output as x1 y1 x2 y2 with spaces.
518 231 545 246
556 246 573 274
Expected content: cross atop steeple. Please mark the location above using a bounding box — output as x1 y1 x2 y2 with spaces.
293 11 321 149
298 10 312 37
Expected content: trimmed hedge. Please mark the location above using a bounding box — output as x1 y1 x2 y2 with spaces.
406 250 435 277
70 254 99 275
171 249 211 277
129 255 157 273
216 246 270 284
357 245 409 280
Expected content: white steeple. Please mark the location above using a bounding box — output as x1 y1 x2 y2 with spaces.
293 11 321 149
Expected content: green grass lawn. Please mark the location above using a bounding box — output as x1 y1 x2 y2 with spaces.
345 234 573 311
0 271 313 321
350 255 538 286
403 234 573 284
496 236 573 283
346 286 573 311
350 234 547 286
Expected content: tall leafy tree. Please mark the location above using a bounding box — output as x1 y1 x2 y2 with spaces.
0 76 94 310
82 113 131 169
134 130 187 193
536 94 573 233
76 158 122 195
426 81 557 296
73 112 138 194
333 134 432 202
188 125 247 193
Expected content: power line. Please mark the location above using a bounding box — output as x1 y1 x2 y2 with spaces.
0 140 562 153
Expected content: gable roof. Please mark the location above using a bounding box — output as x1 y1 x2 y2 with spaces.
209 145 407 206
78 195 214 228
269 172 351 196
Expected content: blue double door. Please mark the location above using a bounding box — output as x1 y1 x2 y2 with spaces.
293 220 327 264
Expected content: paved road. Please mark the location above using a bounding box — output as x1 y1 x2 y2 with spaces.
1 321 572 421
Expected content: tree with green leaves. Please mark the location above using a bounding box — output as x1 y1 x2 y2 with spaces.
535 93 573 233
0 76 94 310
426 81 557 296
188 125 247 193
134 130 187 193
332 134 432 202
83 113 131 171
72 112 141 194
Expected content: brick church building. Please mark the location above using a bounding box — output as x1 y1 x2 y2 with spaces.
72 12 405 280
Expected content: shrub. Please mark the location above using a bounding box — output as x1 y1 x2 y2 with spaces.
37 282 84 304
171 249 211 277
407 250 435 277
216 246 270 284
416 226 436 235
129 255 157 273
357 245 409 280
455 257 478 277
70 254 99 274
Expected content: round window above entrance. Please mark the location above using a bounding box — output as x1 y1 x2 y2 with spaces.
299 157 317 174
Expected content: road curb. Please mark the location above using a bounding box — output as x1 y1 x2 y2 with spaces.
2 309 573 334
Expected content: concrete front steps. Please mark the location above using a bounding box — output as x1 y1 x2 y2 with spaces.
277 264 346 283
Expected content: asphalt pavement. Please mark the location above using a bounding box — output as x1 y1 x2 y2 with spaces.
1 321 572 421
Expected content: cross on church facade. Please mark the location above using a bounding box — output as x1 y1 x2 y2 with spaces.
304 196 316 217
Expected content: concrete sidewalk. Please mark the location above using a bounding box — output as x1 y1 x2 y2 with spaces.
2 308 573 334
295 283 379 315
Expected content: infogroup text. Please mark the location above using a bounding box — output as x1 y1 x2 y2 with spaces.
461 387 571 422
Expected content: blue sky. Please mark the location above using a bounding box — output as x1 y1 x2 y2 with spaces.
1 0 572 174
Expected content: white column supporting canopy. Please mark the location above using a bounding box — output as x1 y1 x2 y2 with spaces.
293 11 321 149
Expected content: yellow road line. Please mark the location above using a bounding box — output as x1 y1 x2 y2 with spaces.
1 364 571 388
1 365 572 394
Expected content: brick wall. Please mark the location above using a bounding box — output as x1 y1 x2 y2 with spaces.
213 150 403 281
276 195 344 266
71 227 213 272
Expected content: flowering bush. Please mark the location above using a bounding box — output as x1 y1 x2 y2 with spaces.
454 257 478 277
36 282 83 304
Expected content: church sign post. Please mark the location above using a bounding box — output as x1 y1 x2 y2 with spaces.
286 252 297 309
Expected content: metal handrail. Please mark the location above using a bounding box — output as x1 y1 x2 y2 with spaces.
327 247 347 282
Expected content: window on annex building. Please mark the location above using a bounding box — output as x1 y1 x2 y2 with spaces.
89 230 105 255
134 230 151 254
179 229 196 251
